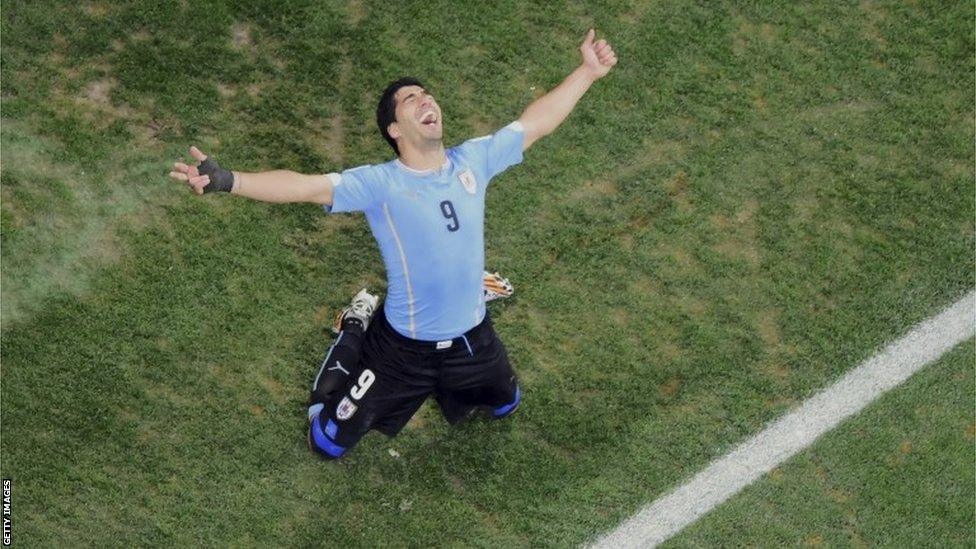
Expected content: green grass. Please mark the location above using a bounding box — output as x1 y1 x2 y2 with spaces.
666 339 976 548
1 0 973 546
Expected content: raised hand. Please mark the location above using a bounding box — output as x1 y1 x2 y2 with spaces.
579 29 618 81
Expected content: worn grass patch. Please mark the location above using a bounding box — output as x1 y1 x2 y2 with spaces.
0 120 168 327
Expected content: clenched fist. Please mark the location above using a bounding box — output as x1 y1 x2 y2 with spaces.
580 29 618 81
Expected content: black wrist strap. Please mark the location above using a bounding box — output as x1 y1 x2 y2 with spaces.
198 158 235 193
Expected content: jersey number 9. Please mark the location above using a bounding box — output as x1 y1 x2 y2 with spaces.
440 200 460 232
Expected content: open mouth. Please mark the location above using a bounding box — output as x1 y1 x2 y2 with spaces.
420 111 438 126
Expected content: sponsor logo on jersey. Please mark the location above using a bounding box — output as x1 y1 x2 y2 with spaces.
458 169 477 194
336 396 358 420
328 360 349 375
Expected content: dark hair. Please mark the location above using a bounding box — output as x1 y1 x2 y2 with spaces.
376 76 425 156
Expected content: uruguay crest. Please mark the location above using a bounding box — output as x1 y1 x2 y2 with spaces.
336 396 358 421
458 169 477 194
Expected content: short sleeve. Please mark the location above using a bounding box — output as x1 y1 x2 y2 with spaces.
324 164 385 213
462 121 525 180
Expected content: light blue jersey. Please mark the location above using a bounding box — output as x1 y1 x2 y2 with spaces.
325 122 525 341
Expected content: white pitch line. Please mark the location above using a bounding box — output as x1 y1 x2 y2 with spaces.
591 290 975 549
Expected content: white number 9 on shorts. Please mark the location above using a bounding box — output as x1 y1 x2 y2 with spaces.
349 369 375 400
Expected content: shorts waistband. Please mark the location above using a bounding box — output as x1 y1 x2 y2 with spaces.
377 306 488 352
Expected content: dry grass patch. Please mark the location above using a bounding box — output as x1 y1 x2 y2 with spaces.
659 376 682 398
608 307 630 327
759 359 791 383
655 340 684 363
346 0 366 26
673 294 709 318
654 240 701 277
651 322 684 363
618 231 635 251
216 83 236 98
792 188 820 223
81 2 111 17
713 198 761 267
310 112 346 165
626 271 662 298
231 22 253 49
730 14 776 56
258 373 288 404
859 0 888 50
664 169 693 213
568 178 618 203
0 121 165 327
82 77 116 105
800 100 876 122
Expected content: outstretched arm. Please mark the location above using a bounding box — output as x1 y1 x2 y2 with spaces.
169 146 334 205
517 29 618 151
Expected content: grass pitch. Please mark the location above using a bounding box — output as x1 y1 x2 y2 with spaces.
2 0 973 546
667 339 975 548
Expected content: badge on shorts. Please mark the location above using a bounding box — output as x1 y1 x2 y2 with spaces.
458 169 477 194
336 396 358 421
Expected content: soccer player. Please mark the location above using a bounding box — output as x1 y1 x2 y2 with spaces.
170 30 618 459
307 272 512 450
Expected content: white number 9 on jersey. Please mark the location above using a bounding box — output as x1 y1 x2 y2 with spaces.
349 369 375 400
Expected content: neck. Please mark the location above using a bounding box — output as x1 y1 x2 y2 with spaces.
397 141 447 172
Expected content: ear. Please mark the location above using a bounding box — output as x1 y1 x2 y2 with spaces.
388 122 401 140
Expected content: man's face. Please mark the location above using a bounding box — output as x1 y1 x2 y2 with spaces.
389 85 443 147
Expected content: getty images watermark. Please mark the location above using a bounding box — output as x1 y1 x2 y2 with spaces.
3 479 10 546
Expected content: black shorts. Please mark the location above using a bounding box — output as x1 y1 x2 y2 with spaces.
323 307 520 449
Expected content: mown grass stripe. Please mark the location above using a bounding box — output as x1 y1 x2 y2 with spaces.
591 289 975 549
